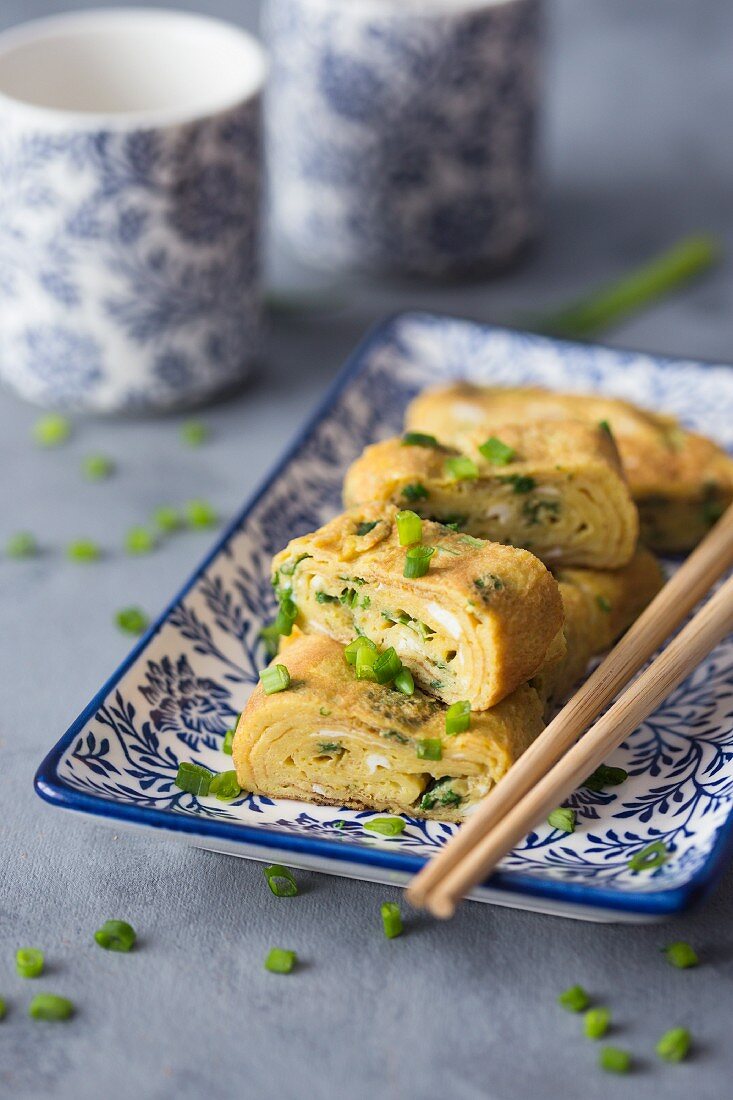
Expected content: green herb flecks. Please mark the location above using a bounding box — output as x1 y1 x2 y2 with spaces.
402 432 441 448
260 664 291 695
153 505 183 533
265 948 297 974
33 414 71 448
185 499 219 529
364 817 406 837
404 545 435 579
583 764 627 791
180 420 210 447
478 436 516 465
548 807 576 833
444 455 478 481
222 729 235 755
264 865 298 897
522 498 561 525
596 595 612 613
124 526 156 555
656 1027 691 1063
382 729 409 745
381 902 403 939
82 454 115 480
584 1008 611 1040
628 840 668 873
6 531 38 559
356 520 379 536
29 994 74 1021
499 474 536 494
445 700 470 736
557 985 589 1013
67 539 102 563
94 920 136 953
662 941 698 969
115 606 150 636
420 777 462 811
16 948 44 979
416 738 442 761
174 762 214 796
401 482 429 503
209 770 241 801
598 1047 631 1074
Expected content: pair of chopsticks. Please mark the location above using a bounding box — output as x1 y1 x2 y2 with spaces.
407 505 733 919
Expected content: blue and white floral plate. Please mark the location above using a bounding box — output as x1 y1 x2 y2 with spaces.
35 313 733 923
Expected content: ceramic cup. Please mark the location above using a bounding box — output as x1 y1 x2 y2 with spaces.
0 9 267 413
265 0 542 278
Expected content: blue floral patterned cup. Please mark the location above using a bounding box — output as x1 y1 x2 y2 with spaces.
265 0 542 278
0 10 267 413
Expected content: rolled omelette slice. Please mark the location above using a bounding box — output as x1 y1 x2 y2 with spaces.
405 382 733 553
533 547 665 707
232 633 546 823
270 505 565 711
343 420 638 569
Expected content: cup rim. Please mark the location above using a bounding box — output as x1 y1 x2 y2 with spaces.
0 7 268 131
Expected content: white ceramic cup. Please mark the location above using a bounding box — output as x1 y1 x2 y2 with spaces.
0 9 267 413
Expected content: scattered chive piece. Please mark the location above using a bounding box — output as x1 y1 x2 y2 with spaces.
656 1027 691 1063
416 738 442 761
401 482 429 503
356 520 379 536
478 436 516 465
332 820 346 829
185 499 218 529
583 764 628 791
274 595 298 637
16 948 44 979
180 420 209 446
599 1047 631 1074
584 1007 611 1040
596 595 612 613
373 647 402 685
6 531 37 559
445 700 471 736
662 941 698 969
265 948 296 974
94 920 136 953
67 539 101 563
548 807 576 833
444 455 478 481
396 509 423 546
209 770 241 801
115 606 149 636
124 526 156 555
365 817 406 837
557 985 589 1012
598 419 613 438
344 636 377 666
629 840 668 872
264 865 298 897
33 414 71 448
404 544 435 579
259 622 280 658
82 454 115 481
319 706 331 716
0 997 6 1021
501 474 536 494
381 902 403 939
402 432 440 448
355 643 379 681
394 668 415 696
28 994 74 1021
222 729 235 755
153 505 183 533
174 761 214 796
260 663 291 695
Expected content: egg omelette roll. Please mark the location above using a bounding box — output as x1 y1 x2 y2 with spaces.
405 382 733 553
343 420 638 569
232 633 546 822
270 506 564 711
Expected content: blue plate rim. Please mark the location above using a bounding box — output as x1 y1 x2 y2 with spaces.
34 309 733 919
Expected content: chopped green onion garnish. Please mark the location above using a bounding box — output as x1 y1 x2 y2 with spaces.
115 606 149 636
33 414 71 448
264 865 298 897
500 474 536 494
402 432 440 448
373 647 402 685
364 817 406 837
662 941 698 969
260 622 280 658
260 664 291 694
344 636 377 666
394 668 415 696
153 505 183 533
596 595 612 613
67 539 101 563
180 420 209 446
174 761 214 796
598 419 613 438
356 520 379 536
381 902 403 939
416 738 442 761
584 1007 611 1040
94 920 136 953
209 770 241 801
599 1047 631 1074
0 997 6 1021
355 643 379 681
16 948 44 979
445 700 471 736
656 1027 691 1063
319 707 331 717
548 807 576 833
404 545 435 579
6 531 37 559
396 509 423 546
82 454 115 480
478 437 516 465
401 482 429 502
185 499 218 529
444 455 478 481
628 840 668 872
557 985 589 1012
583 764 627 791
28 994 74 1021
222 729 235 755
265 948 296 974
274 595 298 637
124 526 156 555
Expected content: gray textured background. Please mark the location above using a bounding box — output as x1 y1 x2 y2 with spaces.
2 2 733 1098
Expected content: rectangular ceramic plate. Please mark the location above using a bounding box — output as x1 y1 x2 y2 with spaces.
36 312 733 923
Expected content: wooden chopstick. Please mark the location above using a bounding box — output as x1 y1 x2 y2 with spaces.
422 569 733 918
407 503 733 914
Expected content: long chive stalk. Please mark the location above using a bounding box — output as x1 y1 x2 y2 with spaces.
530 234 721 340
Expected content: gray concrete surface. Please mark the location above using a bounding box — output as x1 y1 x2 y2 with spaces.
1 2 733 1098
